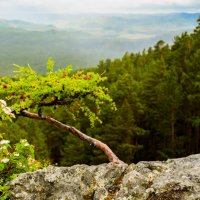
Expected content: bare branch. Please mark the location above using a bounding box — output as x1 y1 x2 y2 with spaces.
20 110 124 164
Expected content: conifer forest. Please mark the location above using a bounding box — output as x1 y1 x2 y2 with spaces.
0 17 200 166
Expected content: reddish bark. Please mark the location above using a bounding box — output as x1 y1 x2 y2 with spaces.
20 110 124 164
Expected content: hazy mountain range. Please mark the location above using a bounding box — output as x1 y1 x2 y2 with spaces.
0 13 199 76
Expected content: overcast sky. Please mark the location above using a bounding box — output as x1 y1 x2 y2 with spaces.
1 0 200 21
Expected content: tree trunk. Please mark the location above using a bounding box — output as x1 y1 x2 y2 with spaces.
171 111 175 149
20 110 124 164
187 123 192 154
195 125 200 153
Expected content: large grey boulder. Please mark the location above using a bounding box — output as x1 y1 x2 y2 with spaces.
11 154 200 200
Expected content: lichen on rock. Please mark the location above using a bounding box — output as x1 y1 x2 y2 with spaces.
11 154 200 200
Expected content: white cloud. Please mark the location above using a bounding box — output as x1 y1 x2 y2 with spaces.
0 0 199 20
18 0 200 13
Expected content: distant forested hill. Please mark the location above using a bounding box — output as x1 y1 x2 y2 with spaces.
0 13 199 76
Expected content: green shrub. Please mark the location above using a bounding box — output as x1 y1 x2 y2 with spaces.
0 133 43 199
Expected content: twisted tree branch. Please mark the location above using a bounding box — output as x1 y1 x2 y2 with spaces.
20 110 124 164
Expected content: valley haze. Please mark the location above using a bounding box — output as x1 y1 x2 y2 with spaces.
0 13 199 75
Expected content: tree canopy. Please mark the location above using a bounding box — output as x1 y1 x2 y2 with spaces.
0 58 123 163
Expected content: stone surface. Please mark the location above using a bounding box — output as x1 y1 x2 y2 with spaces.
11 154 200 200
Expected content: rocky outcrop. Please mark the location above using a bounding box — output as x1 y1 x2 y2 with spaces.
11 154 200 200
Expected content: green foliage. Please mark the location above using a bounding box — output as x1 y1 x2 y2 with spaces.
0 118 50 161
0 133 42 199
0 58 117 165
90 17 200 162
0 58 115 127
